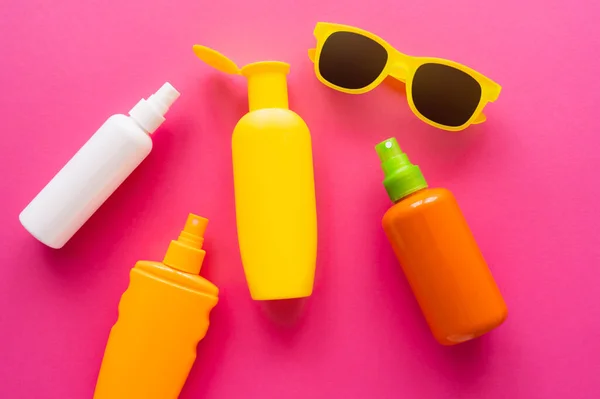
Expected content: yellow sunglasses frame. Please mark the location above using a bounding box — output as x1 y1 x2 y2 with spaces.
309 22 502 132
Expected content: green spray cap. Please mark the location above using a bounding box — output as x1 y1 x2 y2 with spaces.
375 138 428 202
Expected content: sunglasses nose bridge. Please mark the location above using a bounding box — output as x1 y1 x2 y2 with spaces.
388 63 408 82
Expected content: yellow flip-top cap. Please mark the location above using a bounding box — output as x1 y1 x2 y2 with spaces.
193 45 290 111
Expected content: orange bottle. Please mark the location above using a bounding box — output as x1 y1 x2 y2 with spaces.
93 214 218 398
377 138 507 345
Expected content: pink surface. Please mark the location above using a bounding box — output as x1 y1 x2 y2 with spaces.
1 0 599 398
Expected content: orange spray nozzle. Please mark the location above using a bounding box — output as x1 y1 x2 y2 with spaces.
163 214 208 274
179 214 208 249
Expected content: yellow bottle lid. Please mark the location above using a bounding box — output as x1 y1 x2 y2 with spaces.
193 45 290 111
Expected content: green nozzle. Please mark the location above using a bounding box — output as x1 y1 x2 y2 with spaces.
375 138 428 202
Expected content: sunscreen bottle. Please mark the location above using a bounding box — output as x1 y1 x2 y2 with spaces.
93 214 218 398
377 138 507 345
20 83 180 248
193 45 317 300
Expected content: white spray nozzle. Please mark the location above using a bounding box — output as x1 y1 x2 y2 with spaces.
129 82 180 134
148 82 180 115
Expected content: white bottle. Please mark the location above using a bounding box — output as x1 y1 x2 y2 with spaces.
19 82 180 249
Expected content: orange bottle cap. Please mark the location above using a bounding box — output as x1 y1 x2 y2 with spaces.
163 214 208 274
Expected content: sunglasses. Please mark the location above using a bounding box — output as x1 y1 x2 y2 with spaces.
308 23 501 131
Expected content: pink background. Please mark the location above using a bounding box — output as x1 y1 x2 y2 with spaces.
1 0 600 398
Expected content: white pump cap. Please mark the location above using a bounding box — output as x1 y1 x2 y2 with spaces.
129 82 180 134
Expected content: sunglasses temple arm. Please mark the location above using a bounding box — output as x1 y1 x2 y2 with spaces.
308 48 316 63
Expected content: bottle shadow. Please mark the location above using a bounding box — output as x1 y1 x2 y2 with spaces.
260 298 307 326
196 72 247 131
250 297 309 350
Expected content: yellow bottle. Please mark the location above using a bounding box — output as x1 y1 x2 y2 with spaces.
193 46 317 300
93 214 218 399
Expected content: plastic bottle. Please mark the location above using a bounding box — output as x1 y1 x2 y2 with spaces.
376 138 507 345
93 213 218 399
193 45 317 300
19 83 180 249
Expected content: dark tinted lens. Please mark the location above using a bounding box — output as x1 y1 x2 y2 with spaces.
319 32 388 89
412 63 482 127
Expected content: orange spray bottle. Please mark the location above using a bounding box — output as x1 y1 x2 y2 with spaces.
377 138 507 345
93 214 218 398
